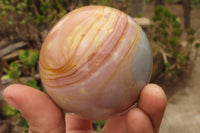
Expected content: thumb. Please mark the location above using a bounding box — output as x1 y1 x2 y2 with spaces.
3 84 65 133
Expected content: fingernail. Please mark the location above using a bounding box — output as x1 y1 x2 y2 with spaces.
4 96 21 111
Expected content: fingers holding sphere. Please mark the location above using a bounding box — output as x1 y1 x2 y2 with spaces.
3 84 65 133
138 84 167 133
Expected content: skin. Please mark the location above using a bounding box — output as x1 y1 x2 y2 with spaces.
3 84 166 133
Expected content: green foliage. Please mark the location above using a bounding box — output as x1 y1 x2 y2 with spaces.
165 0 200 8
150 6 198 77
3 105 28 129
150 6 186 76
136 14 143 17
3 105 20 117
2 49 40 131
0 0 67 28
34 15 45 26
144 0 154 4
93 120 106 132
195 42 200 57
185 28 198 58
187 29 195 44
2 50 39 82
192 0 200 8
195 43 200 48
18 118 29 128
26 79 41 90
91 0 113 6
19 50 39 68
166 0 179 3
1 62 21 81
151 6 182 45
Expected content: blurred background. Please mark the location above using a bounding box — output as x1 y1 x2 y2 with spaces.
0 0 199 132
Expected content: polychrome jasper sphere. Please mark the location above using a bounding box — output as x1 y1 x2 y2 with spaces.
39 6 152 120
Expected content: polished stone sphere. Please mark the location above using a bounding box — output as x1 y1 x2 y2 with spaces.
39 6 152 120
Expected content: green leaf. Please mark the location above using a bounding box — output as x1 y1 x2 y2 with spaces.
3 62 20 81
1 75 11 80
27 50 39 67
19 50 29 62
18 118 29 128
188 38 195 44
173 28 182 37
3 105 20 116
17 10 22 15
136 14 143 18
152 15 161 22
26 79 41 90
10 62 20 68
93 120 106 132
19 50 39 67
3 68 10 74
153 37 158 42
9 62 20 79
154 5 163 16
20 19 26 25
163 9 171 18
160 22 168 29
187 29 196 35
195 43 200 48
171 15 177 21
1 10 7 16
173 51 180 58
172 21 181 28
169 37 179 47
8 20 13 25
161 29 168 38
164 62 171 68
34 15 45 25
180 54 189 61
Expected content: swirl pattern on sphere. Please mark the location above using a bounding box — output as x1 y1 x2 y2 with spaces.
39 6 140 89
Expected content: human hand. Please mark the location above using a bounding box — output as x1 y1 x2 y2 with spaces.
3 84 166 133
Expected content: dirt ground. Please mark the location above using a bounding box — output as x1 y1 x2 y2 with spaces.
160 54 200 133
142 4 200 133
